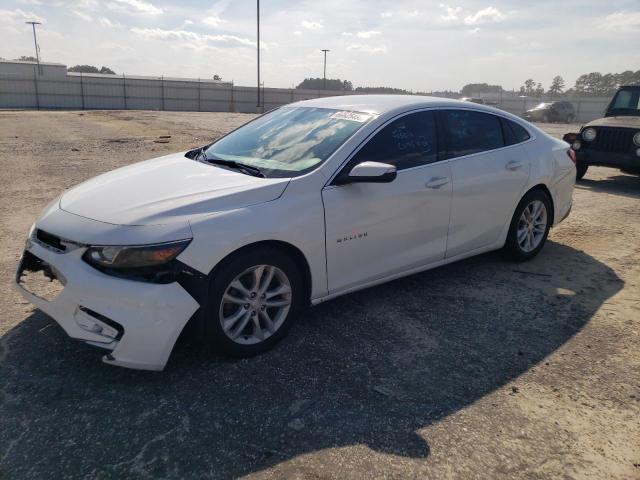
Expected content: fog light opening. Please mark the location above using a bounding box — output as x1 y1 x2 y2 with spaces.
76 307 124 340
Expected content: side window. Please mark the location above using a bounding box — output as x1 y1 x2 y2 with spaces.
351 111 438 170
442 110 504 159
501 118 531 145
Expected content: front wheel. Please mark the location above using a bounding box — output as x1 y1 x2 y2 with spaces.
504 190 552 261
202 247 304 357
576 162 588 181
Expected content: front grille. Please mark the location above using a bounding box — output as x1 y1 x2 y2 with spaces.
588 127 636 153
36 229 67 252
16 251 65 301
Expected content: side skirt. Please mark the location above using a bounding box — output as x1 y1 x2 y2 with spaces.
311 240 504 306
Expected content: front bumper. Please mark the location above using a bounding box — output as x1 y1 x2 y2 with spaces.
15 239 200 371
576 149 640 170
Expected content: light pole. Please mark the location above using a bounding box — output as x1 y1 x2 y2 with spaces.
25 21 42 75
256 0 261 110
321 49 330 90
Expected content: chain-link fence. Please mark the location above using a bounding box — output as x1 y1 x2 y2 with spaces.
0 67 611 122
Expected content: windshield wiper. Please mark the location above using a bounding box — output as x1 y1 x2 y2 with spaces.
204 156 265 178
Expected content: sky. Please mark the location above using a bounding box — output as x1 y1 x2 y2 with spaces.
1 0 639 92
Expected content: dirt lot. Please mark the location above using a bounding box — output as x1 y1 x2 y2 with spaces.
0 110 638 480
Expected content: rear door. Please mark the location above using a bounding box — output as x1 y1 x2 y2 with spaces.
441 109 531 258
322 110 452 293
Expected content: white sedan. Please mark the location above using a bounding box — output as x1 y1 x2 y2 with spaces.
15 96 575 370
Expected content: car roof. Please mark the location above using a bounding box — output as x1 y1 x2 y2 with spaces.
291 94 497 116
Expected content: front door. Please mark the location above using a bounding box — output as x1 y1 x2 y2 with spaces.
322 110 452 294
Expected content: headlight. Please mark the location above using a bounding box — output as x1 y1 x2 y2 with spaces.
582 128 596 142
83 240 191 269
633 131 640 146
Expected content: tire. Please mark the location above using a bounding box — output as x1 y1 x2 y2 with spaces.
566 114 575 123
576 162 588 181
200 247 304 357
504 189 553 262
542 114 550 123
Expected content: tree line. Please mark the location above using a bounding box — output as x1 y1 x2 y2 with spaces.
298 70 639 98
296 77 435 95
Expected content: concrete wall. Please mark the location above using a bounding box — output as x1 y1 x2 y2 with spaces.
0 68 611 122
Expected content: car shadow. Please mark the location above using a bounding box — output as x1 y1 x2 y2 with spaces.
0 241 623 479
576 173 640 199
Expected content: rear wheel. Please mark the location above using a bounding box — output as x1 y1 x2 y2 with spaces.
576 162 589 181
504 190 552 261
566 114 576 123
542 114 550 123
202 247 304 357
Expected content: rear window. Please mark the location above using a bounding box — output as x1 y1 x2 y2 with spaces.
441 110 504 159
501 118 531 145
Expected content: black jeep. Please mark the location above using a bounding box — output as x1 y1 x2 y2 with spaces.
563 85 640 180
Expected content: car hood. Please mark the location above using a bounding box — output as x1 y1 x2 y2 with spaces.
60 152 290 226
585 116 640 129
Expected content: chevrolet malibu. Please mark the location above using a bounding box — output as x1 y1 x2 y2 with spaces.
15 96 576 370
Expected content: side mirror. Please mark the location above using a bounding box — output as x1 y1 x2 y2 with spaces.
335 161 397 185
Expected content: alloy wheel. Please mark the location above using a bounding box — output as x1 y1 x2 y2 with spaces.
517 200 547 253
219 264 292 345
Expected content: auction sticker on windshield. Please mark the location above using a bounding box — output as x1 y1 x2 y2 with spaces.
330 111 373 123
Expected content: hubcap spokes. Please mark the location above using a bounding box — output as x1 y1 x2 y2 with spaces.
517 200 547 253
220 265 292 345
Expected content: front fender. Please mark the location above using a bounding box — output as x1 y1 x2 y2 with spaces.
177 193 328 300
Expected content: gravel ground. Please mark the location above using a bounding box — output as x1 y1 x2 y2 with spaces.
0 111 638 480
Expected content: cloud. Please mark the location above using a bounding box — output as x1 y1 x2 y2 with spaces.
202 16 223 27
347 44 388 53
464 6 505 25
131 27 199 42
300 20 323 30
356 30 380 38
598 11 640 30
99 17 123 28
380 11 392 18
98 41 133 52
468 27 480 34
439 5 462 22
0 8 44 23
107 0 162 15
72 10 93 21
342 30 381 38
77 0 98 8
293 30 302 36
130 27 257 49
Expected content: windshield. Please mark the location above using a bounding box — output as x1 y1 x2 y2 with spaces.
203 107 373 178
534 103 550 109
607 89 640 116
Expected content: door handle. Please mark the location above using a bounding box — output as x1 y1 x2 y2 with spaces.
505 160 523 171
425 176 449 189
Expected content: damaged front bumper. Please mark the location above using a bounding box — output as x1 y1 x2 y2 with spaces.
15 238 200 371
